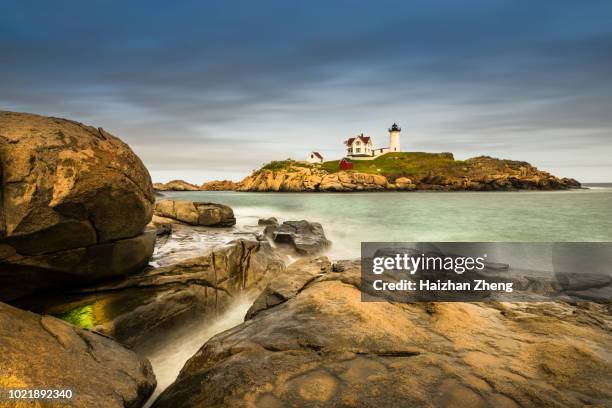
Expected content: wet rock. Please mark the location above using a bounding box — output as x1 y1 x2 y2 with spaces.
332 262 345 272
0 301 156 408
264 220 331 255
17 239 284 347
154 259 612 408
1 226 156 301
0 112 155 301
556 273 612 291
563 286 612 302
246 257 329 320
154 200 236 227
258 217 278 226
152 221 173 237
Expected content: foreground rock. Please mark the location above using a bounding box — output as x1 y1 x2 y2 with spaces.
17 239 284 347
264 220 331 255
155 259 612 408
0 111 155 301
237 156 581 192
154 200 236 227
153 179 201 191
0 302 156 408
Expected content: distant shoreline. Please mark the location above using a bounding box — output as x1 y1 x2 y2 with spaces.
158 187 590 194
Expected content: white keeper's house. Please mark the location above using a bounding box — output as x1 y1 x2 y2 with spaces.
344 123 401 160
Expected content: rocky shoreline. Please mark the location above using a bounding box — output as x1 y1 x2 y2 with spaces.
1 112 609 408
153 258 612 408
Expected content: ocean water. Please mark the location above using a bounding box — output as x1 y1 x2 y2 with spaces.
162 187 612 260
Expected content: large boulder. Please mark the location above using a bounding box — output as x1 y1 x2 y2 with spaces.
0 301 156 408
0 111 155 301
154 259 612 408
264 220 331 255
17 239 284 347
154 200 236 227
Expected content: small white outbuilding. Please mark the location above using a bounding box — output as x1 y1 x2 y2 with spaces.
307 151 324 164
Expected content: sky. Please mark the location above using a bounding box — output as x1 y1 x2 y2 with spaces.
1 0 612 182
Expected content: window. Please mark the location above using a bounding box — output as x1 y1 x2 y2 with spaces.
356 148 361 153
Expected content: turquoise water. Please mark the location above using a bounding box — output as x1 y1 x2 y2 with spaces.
163 188 612 259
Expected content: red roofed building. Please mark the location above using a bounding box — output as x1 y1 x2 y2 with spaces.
339 158 353 170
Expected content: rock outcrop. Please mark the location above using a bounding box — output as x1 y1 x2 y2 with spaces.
264 220 331 255
17 239 284 347
0 111 156 301
238 166 389 192
258 217 279 226
201 179 238 191
0 301 156 408
153 179 201 191
236 156 581 192
154 258 612 408
154 200 236 227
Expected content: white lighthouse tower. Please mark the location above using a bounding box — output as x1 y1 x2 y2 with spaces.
388 123 401 152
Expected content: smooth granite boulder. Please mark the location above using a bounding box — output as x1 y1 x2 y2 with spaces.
0 301 156 408
0 111 155 301
154 200 236 227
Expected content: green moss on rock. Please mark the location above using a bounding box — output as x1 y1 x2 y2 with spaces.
54 305 95 329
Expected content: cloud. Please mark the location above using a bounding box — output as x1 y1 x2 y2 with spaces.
1 0 612 182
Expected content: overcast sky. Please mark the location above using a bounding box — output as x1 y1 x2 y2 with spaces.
2 0 612 182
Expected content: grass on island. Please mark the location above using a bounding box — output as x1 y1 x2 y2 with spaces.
321 152 467 180
256 153 470 181
260 159 312 171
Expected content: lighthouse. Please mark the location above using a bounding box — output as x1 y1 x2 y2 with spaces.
388 123 401 152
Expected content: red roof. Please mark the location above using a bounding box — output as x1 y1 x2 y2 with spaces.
312 152 323 159
344 135 371 145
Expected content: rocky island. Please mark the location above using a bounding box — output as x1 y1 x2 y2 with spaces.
155 154 581 192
